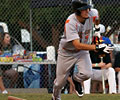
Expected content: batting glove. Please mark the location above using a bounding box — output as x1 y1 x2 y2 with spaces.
96 44 114 53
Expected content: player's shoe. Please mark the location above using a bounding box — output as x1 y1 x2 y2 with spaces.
72 78 84 97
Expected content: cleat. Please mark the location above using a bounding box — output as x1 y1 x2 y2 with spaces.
75 90 84 97
72 78 84 97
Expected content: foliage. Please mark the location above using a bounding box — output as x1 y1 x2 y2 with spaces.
95 5 120 27
0 0 30 23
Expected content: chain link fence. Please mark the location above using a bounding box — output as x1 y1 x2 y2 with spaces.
0 0 119 93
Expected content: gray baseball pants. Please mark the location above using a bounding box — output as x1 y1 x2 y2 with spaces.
53 51 92 100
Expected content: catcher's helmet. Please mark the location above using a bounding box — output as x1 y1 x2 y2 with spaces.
72 0 91 16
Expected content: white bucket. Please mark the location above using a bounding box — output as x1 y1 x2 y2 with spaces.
46 46 55 61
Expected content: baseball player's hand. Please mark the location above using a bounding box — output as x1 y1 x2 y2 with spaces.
98 62 106 69
96 44 114 53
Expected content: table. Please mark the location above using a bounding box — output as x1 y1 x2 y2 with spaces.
0 60 56 72
0 60 56 91
0 60 56 65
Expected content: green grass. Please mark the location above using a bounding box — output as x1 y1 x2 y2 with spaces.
1 93 120 100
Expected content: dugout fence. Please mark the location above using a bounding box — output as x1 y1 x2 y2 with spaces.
0 0 119 93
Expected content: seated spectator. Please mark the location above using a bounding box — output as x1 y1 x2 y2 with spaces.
84 36 116 94
0 33 18 94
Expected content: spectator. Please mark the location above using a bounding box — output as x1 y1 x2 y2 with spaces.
113 33 120 54
113 33 120 93
93 18 105 38
0 33 18 94
91 18 106 93
84 36 117 94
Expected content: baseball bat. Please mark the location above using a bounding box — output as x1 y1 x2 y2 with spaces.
8 96 26 100
100 57 106 94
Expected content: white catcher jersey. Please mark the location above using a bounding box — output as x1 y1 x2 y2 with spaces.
58 9 98 55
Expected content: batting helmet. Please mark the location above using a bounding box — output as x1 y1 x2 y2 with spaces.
72 0 91 16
